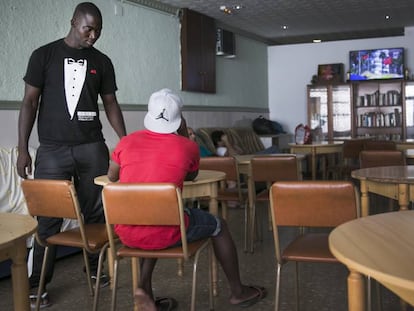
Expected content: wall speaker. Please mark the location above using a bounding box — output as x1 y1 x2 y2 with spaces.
216 28 236 58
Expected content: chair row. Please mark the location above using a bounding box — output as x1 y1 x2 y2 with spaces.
22 177 363 311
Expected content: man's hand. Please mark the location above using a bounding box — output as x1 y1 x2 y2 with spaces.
16 150 32 179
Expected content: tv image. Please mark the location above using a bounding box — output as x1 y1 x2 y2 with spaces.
349 47 404 81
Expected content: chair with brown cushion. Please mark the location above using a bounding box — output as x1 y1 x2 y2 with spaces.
199 156 246 219
363 140 396 151
21 179 109 311
359 150 406 216
339 139 366 179
101 183 213 311
248 154 300 253
269 181 360 311
359 150 405 169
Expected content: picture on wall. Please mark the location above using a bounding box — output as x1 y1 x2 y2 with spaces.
317 63 344 83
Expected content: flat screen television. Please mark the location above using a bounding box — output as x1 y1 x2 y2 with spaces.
349 47 404 81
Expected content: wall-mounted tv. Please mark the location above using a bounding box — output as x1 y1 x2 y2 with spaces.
349 47 404 81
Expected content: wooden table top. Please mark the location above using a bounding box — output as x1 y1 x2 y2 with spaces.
351 165 414 184
234 153 305 164
289 141 344 148
0 213 37 250
329 210 414 306
94 169 226 186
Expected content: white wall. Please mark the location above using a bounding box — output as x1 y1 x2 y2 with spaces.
268 27 414 134
0 0 268 108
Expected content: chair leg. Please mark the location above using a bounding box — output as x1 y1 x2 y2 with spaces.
93 245 109 311
295 262 299 311
249 203 256 253
110 259 120 311
191 242 211 311
244 201 249 252
221 201 228 220
82 249 94 296
34 246 50 311
274 263 282 311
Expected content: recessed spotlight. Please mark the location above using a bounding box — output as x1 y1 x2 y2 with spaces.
220 5 232 15
385 15 391 20
313 39 322 43
281 25 288 30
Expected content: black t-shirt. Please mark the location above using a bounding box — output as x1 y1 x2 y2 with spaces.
24 39 118 145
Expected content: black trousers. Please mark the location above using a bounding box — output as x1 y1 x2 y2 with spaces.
29 141 109 289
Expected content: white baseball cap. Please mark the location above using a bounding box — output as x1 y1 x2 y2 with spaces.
144 88 183 133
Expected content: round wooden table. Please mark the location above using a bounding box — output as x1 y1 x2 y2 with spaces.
0 213 37 311
289 141 344 180
351 165 414 217
329 210 414 311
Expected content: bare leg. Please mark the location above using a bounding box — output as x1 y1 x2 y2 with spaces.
139 258 158 300
134 288 157 311
212 219 266 305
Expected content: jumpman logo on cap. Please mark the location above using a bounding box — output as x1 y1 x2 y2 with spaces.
156 109 169 122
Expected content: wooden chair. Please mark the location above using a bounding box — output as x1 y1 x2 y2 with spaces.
363 140 396 151
101 183 213 311
269 181 360 311
21 179 109 311
359 150 405 169
248 155 300 253
199 156 246 219
339 139 366 179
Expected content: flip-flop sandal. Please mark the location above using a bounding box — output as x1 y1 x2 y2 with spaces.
155 297 178 311
236 286 267 308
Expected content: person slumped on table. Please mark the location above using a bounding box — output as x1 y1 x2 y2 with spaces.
211 130 244 156
17 2 126 308
108 88 266 310
187 127 213 157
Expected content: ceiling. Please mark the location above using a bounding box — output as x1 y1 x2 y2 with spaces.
151 0 414 45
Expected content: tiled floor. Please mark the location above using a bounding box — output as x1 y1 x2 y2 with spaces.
0 202 409 311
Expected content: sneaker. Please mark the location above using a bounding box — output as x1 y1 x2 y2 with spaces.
91 273 110 289
29 291 51 309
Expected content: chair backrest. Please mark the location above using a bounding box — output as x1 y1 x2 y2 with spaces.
342 139 365 160
250 155 299 183
199 156 239 181
102 183 189 257
364 140 396 151
270 181 360 228
21 179 91 249
21 179 81 220
359 150 406 168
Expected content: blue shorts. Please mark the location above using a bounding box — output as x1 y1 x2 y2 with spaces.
185 208 221 242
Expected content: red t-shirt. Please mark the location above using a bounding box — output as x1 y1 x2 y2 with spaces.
111 130 199 249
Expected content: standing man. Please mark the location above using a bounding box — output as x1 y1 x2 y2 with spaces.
17 2 126 307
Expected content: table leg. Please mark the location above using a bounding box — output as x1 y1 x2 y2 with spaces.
248 175 255 253
347 269 366 311
10 239 31 311
360 180 370 217
398 184 409 211
209 183 219 297
311 148 317 180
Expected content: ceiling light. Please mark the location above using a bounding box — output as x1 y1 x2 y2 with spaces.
281 25 288 30
385 15 391 20
220 5 232 15
219 4 243 15
313 39 322 43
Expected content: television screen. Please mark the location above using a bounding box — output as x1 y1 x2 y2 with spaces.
349 47 404 81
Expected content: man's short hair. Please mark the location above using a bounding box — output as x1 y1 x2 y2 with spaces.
73 2 102 21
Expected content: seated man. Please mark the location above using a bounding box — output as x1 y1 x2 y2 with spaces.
108 88 266 309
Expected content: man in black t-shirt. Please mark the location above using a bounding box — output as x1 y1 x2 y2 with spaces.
17 2 126 308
